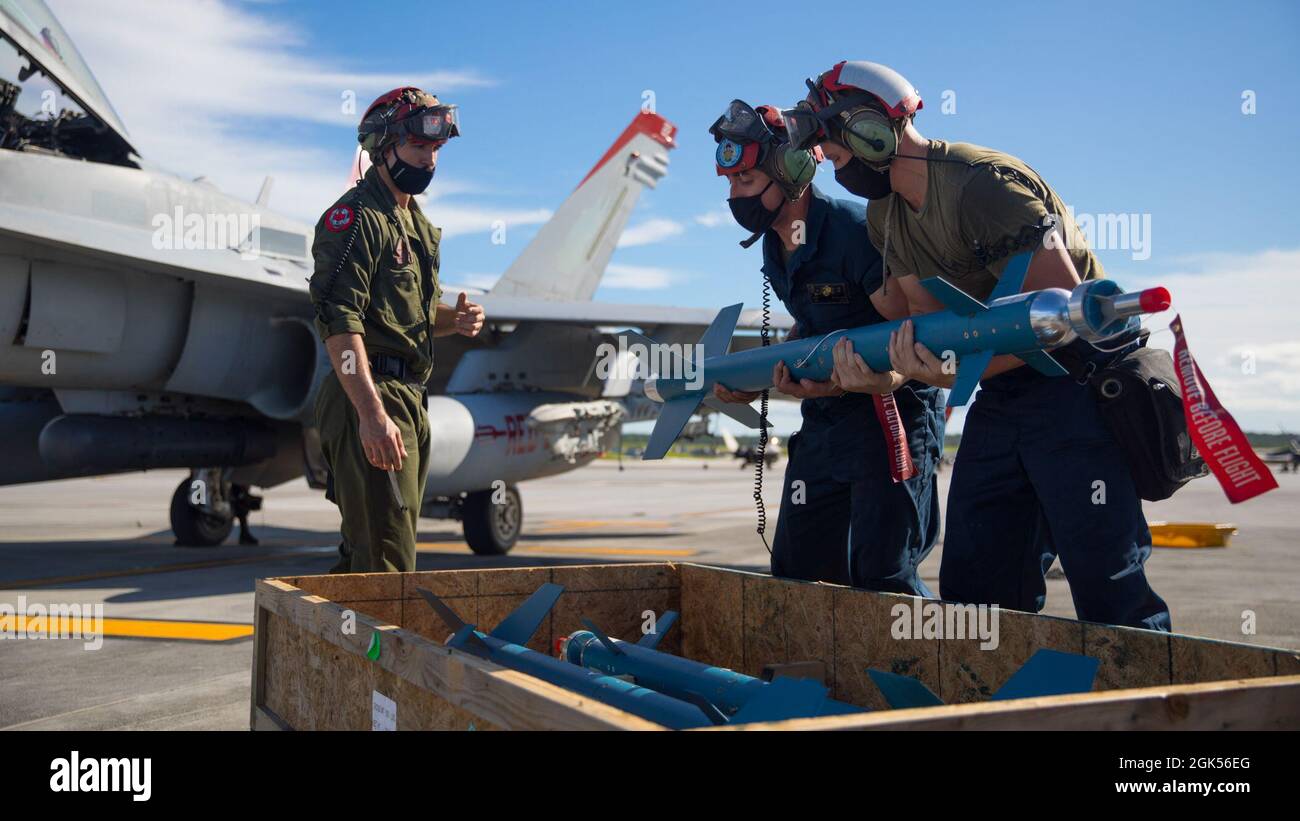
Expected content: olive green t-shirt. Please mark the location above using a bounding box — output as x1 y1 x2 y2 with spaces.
866 140 1102 302
309 167 443 382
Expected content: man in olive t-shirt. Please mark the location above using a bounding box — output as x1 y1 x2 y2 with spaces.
788 60 1168 631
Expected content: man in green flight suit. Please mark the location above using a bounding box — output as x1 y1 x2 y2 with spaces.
309 86 485 573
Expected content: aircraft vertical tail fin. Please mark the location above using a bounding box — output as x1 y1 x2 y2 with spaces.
490 112 677 301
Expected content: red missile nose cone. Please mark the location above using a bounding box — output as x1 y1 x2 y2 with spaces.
1139 286 1171 313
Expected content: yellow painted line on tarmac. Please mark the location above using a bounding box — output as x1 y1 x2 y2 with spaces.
416 541 473 553
0 614 253 642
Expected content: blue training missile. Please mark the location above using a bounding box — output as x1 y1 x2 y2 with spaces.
416 584 715 729
562 612 864 722
621 251 1172 459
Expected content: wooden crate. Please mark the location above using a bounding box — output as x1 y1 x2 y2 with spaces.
250 562 1300 731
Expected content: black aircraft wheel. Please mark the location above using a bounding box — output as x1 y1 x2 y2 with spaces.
169 479 233 547
462 485 522 555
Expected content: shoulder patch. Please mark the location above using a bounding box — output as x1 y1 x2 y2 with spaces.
325 204 355 233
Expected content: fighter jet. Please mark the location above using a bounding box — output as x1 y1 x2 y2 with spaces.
0 0 789 553
718 427 781 469
1259 435 1300 473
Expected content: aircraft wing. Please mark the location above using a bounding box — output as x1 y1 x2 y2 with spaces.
471 293 792 333
0 196 313 301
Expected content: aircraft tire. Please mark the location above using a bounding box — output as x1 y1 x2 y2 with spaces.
462 485 521 555
169 479 234 547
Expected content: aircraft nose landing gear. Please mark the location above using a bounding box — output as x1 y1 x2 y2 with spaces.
169 468 263 547
461 484 522 556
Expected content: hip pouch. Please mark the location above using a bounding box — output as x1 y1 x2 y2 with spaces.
1072 335 1207 501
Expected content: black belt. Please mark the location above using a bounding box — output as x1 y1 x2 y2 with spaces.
368 353 425 386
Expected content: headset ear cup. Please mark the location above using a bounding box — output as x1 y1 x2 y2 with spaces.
841 108 896 163
783 147 816 188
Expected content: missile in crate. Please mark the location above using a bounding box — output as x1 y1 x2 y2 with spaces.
620 251 1172 459
416 584 861 727
560 611 860 722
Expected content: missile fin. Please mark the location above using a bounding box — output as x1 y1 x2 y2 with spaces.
700 395 769 430
643 396 702 459
490 582 565 645
675 689 729 725
989 251 1034 301
992 649 1099 701
448 624 494 657
867 669 945 709
698 303 744 358
1017 349 1069 377
616 329 660 351
637 610 678 648
417 589 494 655
580 619 626 656
920 277 988 316
946 349 995 407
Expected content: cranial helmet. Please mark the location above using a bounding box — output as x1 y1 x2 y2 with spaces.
358 87 460 161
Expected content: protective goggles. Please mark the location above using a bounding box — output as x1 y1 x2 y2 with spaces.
710 100 777 175
365 104 461 144
780 100 827 153
780 85 877 152
709 99 776 146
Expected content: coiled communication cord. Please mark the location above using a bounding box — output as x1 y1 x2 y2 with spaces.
319 193 364 300
753 273 772 554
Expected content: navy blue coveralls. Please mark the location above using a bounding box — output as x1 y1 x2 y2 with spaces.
940 338 1172 631
759 186 944 595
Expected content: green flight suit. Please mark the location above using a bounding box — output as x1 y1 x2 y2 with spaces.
308 166 443 573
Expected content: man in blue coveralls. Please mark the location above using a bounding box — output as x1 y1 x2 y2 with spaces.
707 99 944 595
783 61 1170 630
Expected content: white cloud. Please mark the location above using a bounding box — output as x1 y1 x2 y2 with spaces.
617 218 684 247
47 0 495 222
693 208 732 228
602 264 679 290
418 202 552 239
1127 248 1300 430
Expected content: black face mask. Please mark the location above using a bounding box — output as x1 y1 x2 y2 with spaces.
728 181 782 247
834 158 892 200
386 150 436 195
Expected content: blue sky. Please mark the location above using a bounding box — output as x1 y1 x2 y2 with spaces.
48 0 1300 431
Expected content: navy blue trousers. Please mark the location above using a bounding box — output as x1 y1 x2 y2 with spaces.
771 384 943 595
940 344 1171 631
